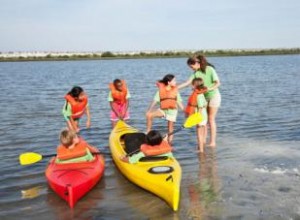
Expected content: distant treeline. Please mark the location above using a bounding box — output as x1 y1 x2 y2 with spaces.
1 48 300 62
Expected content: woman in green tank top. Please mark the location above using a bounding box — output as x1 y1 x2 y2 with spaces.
178 55 221 147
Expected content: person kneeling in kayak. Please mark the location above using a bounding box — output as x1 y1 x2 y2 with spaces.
55 129 95 163
120 130 173 164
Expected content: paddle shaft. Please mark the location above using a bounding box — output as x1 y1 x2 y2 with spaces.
166 126 184 137
41 151 109 158
125 113 201 156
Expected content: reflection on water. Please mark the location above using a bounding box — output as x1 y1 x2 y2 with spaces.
21 186 45 199
187 149 221 219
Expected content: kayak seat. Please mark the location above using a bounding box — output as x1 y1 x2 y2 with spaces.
139 156 168 162
123 133 146 154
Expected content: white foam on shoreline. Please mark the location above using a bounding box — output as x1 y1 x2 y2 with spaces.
253 167 299 175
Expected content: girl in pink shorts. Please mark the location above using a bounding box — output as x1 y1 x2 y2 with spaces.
108 79 131 127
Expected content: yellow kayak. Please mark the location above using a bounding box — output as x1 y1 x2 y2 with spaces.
109 120 181 211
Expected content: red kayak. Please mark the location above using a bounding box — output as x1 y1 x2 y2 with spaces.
45 148 105 208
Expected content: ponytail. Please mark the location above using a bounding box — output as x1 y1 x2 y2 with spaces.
158 74 175 85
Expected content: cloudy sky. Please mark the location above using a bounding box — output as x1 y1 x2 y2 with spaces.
0 0 299 52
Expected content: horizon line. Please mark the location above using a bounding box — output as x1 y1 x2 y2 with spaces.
1 47 300 54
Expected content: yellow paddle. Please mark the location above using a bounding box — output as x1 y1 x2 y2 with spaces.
19 150 109 166
167 112 203 136
19 152 56 166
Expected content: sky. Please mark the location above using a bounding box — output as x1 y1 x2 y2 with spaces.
0 0 299 52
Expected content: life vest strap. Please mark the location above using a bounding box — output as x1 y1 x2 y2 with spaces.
187 103 198 107
160 97 177 101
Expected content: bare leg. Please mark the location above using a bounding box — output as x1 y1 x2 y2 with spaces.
196 125 201 151
146 109 164 133
167 121 174 144
200 125 205 152
196 125 205 153
207 106 219 147
66 120 74 131
204 124 207 145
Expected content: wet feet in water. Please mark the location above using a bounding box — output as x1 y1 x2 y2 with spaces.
195 146 204 154
195 150 204 154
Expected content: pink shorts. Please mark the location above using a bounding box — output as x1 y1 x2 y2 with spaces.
110 103 130 121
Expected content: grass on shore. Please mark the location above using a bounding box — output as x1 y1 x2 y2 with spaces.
1 48 299 62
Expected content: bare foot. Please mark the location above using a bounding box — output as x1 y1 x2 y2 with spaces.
208 143 216 147
195 146 204 153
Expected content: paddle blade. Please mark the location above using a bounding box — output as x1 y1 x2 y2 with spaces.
19 152 42 165
184 112 203 128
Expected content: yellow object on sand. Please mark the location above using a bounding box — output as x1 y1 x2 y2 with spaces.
109 120 182 211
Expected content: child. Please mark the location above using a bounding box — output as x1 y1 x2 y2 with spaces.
62 86 91 132
108 79 131 127
56 129 95 163
121 130 173 164
146 74 184 144
179 54 221 147
185 78 208 153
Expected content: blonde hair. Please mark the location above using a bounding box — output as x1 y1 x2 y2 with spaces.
60 129 77 147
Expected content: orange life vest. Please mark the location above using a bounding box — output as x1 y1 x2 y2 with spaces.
140 140 173 156
157 82 178 110
56 139 89 160
65 94 88 119
109 80 128 104
185 87 207 116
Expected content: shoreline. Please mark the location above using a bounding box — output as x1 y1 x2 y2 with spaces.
0 48 299 62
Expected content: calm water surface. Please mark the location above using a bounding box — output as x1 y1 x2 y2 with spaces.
0 55 300 219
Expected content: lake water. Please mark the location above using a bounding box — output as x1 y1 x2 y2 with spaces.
0 55 300 219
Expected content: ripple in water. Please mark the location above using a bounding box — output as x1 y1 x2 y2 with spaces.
0 55 300 219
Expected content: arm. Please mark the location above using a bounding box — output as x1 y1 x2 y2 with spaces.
120 152 145 164
208 67 221 91
177 101 184 111
121 89 131 119
69 117 79 132
110 101 121 118
86 105 91 128
178 78 193 89
120 155 129 163
208 80 221 91
63 102 79 132
122 100 129 119
176 93 184 111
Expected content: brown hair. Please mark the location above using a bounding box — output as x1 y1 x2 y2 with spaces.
192 78 206 90
187 54 214 73
60 129 77 147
